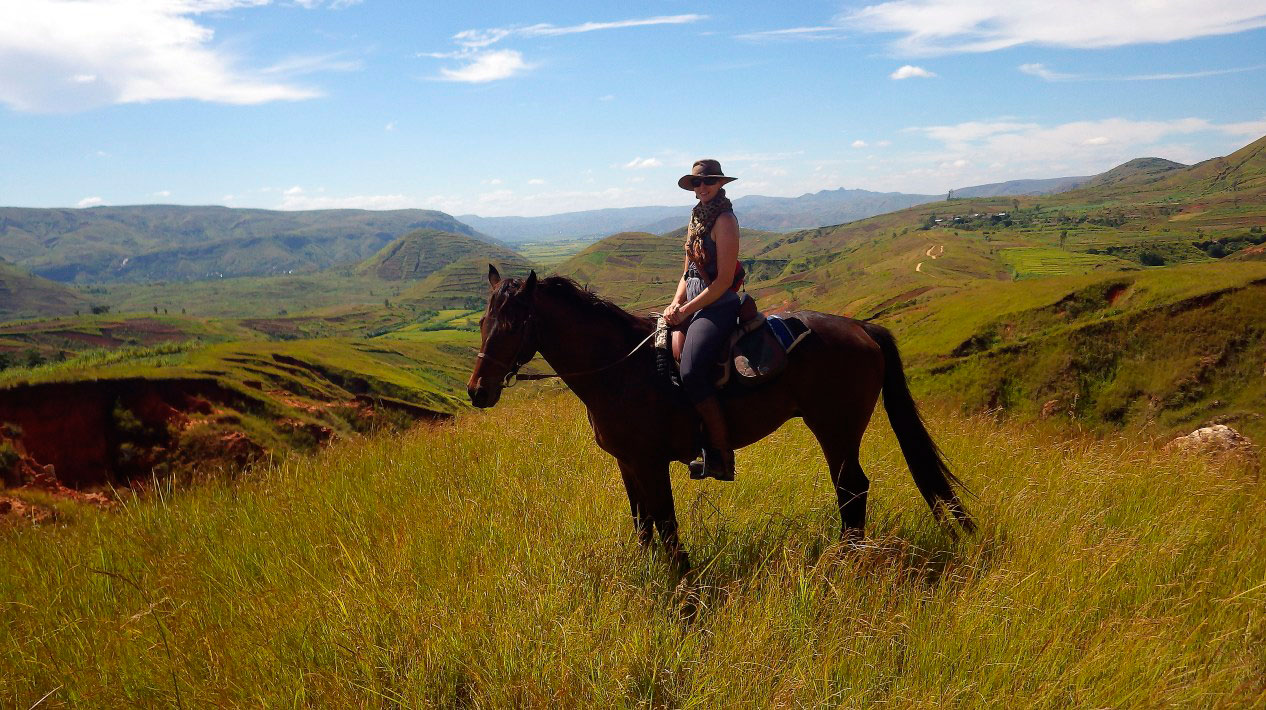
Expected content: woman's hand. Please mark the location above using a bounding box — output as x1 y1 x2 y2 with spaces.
663 302 686 326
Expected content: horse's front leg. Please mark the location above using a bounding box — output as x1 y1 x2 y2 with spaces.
616 459 653 547
618 458 689 570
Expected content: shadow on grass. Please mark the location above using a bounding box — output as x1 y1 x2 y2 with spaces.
620 493 1005 626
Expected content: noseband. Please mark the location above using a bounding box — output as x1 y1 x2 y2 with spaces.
476 311 538 388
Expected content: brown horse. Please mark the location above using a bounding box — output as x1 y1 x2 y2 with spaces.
468 266 973 567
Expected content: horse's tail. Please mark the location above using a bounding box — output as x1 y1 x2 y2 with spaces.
863 322 976 534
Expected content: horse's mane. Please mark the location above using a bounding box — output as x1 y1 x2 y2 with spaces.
505 275 654 331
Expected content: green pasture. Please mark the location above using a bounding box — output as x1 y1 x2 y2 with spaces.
2 393 1262 706
517 238 596 267
999 247 1126 279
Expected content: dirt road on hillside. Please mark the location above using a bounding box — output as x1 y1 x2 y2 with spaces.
916 244 943 273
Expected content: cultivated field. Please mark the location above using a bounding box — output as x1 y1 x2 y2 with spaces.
3 392 1262 707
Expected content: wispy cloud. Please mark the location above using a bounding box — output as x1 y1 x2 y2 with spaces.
259 52 363 76
1019 63 1076 81
623 157 663 169
735 26 846 42
76 196 103 208
910 116 1266 176
433 50 531 83
890 65 936 79
279 185 413 210
851 140 868 148
453 15 706 48
424 14 705 83
840 1 1266 56
1021 62 1266 82
0 1 330 113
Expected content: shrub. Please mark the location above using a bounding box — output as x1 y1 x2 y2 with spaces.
1139 251 1165 266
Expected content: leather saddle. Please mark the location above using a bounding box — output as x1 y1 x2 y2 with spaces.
656 293 812 390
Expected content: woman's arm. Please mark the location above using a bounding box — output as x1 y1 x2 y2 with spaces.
664 256 691 324
679 213 738 317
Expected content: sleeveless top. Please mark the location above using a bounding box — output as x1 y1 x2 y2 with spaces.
684 210 739 303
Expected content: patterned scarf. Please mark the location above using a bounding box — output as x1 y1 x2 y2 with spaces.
684 188 733 270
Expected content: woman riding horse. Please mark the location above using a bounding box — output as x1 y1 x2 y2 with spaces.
468 263 974 569
663 158 744 482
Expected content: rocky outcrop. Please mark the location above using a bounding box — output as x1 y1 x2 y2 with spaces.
1164 425 1257 459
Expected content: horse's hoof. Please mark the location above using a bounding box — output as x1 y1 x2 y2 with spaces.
841 528 865 549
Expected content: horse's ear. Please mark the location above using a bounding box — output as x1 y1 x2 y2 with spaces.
488 264 501 289
519 270 537 298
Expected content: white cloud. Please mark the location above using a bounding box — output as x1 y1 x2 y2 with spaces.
1019 63 1076 81
453 15 706 48
890 65 936 79
424 185 666 218
292 0 362 8
527 178 545 185
598 94 615 101
0 1 324 112
734 26 847 42
1021 61 1266 82
876 140 892 147
623 157 663 169
841 1 1266 56
153 190 172 197
851 139 868 148
384 121 396 131
76 196 103 208
434 49 531 83
882 115 1266 193
278 186 413 210
426 15 704 83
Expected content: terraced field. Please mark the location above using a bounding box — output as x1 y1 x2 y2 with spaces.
999 247 1127 278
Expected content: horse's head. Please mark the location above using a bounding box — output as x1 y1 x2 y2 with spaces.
467 264 539 408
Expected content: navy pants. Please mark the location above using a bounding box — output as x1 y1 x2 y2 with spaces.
680 291 740 404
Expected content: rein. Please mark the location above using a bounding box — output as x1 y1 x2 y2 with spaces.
476 315 659 387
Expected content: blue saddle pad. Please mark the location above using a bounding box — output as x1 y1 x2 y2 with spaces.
766 315 801 351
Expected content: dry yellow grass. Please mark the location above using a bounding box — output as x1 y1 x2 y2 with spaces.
2 389 1263 707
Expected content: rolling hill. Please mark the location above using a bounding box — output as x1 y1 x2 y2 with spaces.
356 228 529 282
950 175 1092 198
355 228 535 308
0 206 485 283
0 259 89 320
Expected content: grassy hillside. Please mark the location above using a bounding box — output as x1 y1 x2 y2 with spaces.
2 392 1262 706
399 257 534 309
356 228 529 282
0 205 484 283
0 334 474 488
93 271 410 318
0 260 88 320
552 232 684 308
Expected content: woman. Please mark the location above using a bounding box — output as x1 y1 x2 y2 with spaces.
663 158 743 481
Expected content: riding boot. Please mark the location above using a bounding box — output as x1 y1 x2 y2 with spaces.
689 396 735 481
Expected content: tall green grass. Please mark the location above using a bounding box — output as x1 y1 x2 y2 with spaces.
2 391 1263 707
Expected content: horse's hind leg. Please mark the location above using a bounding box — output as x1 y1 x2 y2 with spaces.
804 416 869 541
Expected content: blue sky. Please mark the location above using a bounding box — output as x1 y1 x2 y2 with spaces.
2 1 1265 216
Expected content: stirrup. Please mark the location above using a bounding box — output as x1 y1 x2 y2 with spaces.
688 448 734 482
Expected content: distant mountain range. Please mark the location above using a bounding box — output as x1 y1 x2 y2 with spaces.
462 188 943 242
0 150 1220 287
949 176 1093 198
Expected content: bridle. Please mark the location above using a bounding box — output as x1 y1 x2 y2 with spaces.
475 309 658 388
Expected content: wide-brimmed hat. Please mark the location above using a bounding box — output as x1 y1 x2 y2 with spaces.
677 158 738 191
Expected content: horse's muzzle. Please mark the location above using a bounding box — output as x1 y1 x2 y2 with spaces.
468 384 502 408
